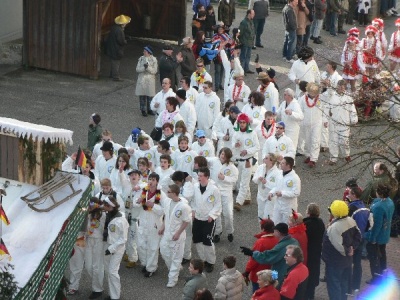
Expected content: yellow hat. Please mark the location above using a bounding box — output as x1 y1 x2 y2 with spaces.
115 15 131 25
329 200 349 218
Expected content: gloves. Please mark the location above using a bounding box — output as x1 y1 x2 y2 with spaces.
144 63 149 69
105 249 111 256
240 246 254 256
242 272 250 286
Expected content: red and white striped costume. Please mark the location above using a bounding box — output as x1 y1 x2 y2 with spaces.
372 18 388 58
361 37 382 68
389 30 400 63
341 47 365 80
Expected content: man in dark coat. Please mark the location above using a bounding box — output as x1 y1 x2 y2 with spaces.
105 15 130 81
158 44 182 91
178 37 197 78
303 203 325 300
218 0 236 29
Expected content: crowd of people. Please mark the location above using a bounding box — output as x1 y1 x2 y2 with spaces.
65 1 400 300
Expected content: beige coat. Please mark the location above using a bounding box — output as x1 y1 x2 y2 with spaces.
295 5 310 36
214 268 245 300
135 55 158 96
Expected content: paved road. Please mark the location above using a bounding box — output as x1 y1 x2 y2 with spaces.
1 3 399 300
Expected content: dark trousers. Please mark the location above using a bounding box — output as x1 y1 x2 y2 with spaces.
214 63 224 90
350 240 363 290
346 0 358 23
296 35 305 54
110 59 121 79
192 218 215 246
326 263 351 300
253 18 266 46
366 242 387 280
304 25 311 46
358 13 369 26
338 13 346 30
240 45 252 72
139 96 152 112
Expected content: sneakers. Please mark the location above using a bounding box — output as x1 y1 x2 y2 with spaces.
66 289 78 295
296 152 304 157
310 36 315 40
166 281 177 288
228 234 234 242
234 203 242 211
252 46 257 50
213 234 221 243
89 291 103 299
181 258 191 265
141 266 147 273
204 262 214 273
126 261 137 268
144 270 154 277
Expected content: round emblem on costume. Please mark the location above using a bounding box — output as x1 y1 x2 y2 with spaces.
270 176 275 183
245 139 253 146
223 169 231 176
107 166 114 173
253 111 260 118
185 155 192 163
265 92 270 98
209 102 215 109
317 100 321 106
207 195 215 203
93 219 100 228
171 159 175 166
171 120 176 125
286 180 293 188
204 150 209 157
175 209 182 218
279 143 287 151
109 224 116 232
171 146 176 151
145 153 152 160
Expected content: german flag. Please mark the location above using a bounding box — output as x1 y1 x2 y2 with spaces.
75 146 87 168
0 238 10 257
0 206 10 225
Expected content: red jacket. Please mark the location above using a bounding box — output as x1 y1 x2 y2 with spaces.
280 263 309 300
288 224 308 265
251 284 281 300
245 232 279 283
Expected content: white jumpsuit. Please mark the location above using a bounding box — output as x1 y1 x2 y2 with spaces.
195 91 221 139
216 116 236 153
68 232 86 291
180 181 195 261
94 155 117 181
221 49 243 102
179 100 197 135
190 71 213 93
171 149 197 176
288 59 321 97
227 83 252 110
257 83 279 113
185 87 199 105
276 99 304 150
262 133 296 160
270 169 301 224
191 139 216 157
241 104 267 130
150 88 176 115
160 198 191 285
252 164 283 219
231 129 260 205
253 121 276 162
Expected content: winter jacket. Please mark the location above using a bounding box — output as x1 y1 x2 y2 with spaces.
288 223 308 265
361 174 397 205
322 217 362 269
251 284 281 300
364 198 395 245
192 0 211 14
179 46 197 77
218 0 236 27
349 200 371 236
252 235 299 287
314 0 327 20
328 0 342 13
135 55 158 96
159 53 179 89
250 0 270 19
245 233 279 283
238 17 255 47
280 262 309 300
87 124 102 151
295 6 310 36
105 24 127 60
214 268 245 300
282 4 297 32
182 273 207 300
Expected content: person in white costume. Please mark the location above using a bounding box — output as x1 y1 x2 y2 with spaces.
241 91 267 130
232 113 260 211
192 167 222 273
154 154 174 192
130 135 157 170
171 136 198 176
195 81 221 139
92 130 123 160
216 105 240 154
297 83 323 168
160 123 179 152
124 127 154 155
262 121 296 160
288 46 320 97
175 120 193 146
103 196 129 300
171 171 195 264
276 88 304 151
227 72 251 110
160 184 191 287
96 179 125 212
254 111 276 162
180 76 199 105
155 96 184 128
221 48 244 102
320 61 342 152
256 72 279 113
150 78 176 115
123 170 146 268
175 89 197 136
109 153 131 196
83 199 106 298
253 153 282 220
324 80 358 165
190 58 213 93
67 231 86 295
134 173 167 277
207 147 239 243
191 129 216 158
268 157 301 224
213 101 234 150
94 141 117 181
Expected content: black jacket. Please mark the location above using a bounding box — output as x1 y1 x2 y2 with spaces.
105 24 127 60
158 53 179 89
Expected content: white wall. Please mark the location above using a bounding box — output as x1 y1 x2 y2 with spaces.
0 0 23 43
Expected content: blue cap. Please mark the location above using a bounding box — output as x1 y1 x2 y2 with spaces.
144 46 153 55
229 106 241 114
277 121 285 128
195 129 206 138
131 127 141 135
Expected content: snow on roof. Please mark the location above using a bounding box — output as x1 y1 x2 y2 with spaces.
0 117 73 145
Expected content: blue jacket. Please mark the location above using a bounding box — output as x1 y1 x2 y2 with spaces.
365 198 395 245
349 200 371 236
193 0 211 13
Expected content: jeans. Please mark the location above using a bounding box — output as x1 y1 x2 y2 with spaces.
283 30 297 60
366 242 387 280
139 96 152 112
240 45 252 72
296 35 304 54
253 18 266 46
311 19 323 38
381 0 389 14
214 63 224 89
330 12 338 35
351 239 363 290
326 263 351 300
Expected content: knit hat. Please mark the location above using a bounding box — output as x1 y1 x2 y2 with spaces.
176 89 186 100
131 127 141 143
345 177 358 188
277 121 285 128
91 113 101 125
163 44 173 51
346 36 359 44
329 200 349 218
143 46 153 55
237 113 251 124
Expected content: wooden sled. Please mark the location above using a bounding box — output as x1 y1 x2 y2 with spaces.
21 172 82 212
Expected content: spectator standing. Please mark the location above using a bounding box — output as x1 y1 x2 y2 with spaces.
295 0 310 54
310 0 327 44
218 0 236 30
182 259 208 300
251 270 280 300
193 0 210 14
249 0 270 48
239 10 256 73
159 45 182 91
179 37 197 78
214 256 245 300
282 0 298 63
88 113 102 152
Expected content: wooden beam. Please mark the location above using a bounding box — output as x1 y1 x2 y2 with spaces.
101 0 112 21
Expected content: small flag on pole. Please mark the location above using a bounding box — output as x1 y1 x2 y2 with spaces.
0 239 10 257
75 147 87 168
0 206 10 226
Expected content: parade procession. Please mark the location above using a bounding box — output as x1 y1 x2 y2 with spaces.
1 0 400 299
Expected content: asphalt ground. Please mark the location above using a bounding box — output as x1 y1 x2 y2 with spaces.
1 3 400 300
